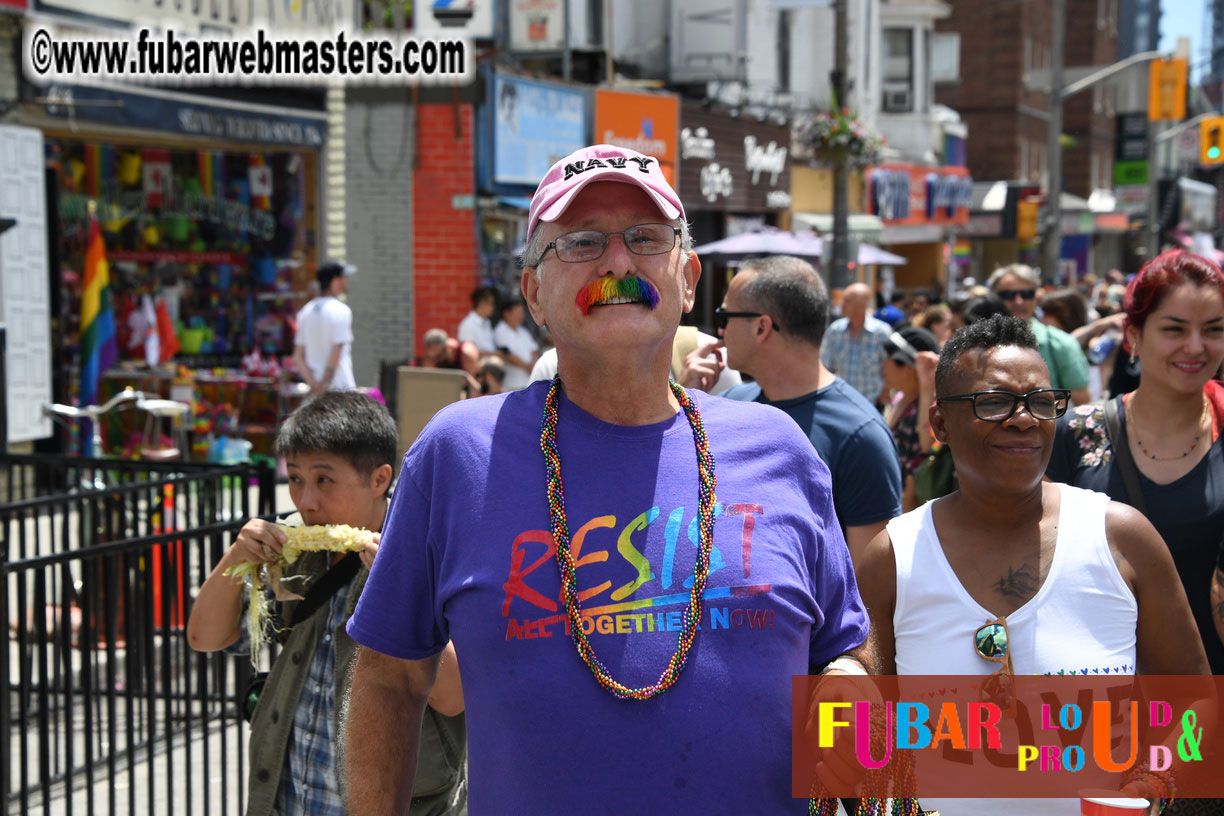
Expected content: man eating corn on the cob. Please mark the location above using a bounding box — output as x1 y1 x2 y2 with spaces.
187 392 467 816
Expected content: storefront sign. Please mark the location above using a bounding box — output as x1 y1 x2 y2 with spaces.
1115 113 1148 162
1060 211 1095 235
865 164 972 227
1114 160 1148 185
510 0 565 51
35 83 327 147
959 212 1004 238
34 0 353 33
490 74 585 187
415 0 496 40
595 88 679 186
678 103 791 212
1093 213 1129 232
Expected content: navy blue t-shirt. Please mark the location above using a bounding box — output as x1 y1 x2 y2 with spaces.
1047 398 1224 674
723 378 903 528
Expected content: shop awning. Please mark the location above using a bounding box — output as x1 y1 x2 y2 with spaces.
791 213 885 244
24 80 328 148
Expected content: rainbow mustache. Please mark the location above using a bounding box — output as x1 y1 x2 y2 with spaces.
575 277 661 315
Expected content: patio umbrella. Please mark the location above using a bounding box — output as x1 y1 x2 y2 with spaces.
695 228 907 266
693 227 825 261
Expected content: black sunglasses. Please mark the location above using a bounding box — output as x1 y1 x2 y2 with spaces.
996 288 1036 301
937 389 1070 422
715 307 783 332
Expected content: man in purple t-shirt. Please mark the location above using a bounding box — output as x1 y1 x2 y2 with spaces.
343 144 875 815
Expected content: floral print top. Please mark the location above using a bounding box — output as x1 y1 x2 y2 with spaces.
891 402 927 479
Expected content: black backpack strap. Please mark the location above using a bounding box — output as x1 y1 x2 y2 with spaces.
290 552 361 626
1102 397 1147 515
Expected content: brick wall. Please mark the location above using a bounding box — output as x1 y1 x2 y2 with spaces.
412 103 478 354
343 88 416 388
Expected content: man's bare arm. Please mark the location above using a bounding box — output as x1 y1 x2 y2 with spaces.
844 520 887 573
854 528 898 675
427 642 464 716
346 646 440 815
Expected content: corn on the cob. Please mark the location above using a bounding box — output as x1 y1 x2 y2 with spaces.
224 524 376 665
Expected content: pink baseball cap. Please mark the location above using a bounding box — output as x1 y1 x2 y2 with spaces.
527 144 684 239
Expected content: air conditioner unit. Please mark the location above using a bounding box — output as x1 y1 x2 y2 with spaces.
883 87 912 113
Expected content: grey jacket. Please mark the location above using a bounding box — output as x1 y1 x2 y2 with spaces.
245 550 466 816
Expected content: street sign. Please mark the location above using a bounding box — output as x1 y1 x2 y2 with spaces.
1148 58 1187 121
1114 160 1148 185
1179 126 1201 164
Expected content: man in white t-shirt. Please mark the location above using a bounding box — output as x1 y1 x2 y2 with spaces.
492 298 538 390
293 260 357 393
457 286 497 353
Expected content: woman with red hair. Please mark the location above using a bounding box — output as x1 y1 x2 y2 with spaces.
1048 249 1224 674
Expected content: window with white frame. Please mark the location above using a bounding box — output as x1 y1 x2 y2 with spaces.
932 32 960 82
883 27 914 112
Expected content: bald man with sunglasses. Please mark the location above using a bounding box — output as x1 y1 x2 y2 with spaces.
856 315 1206 816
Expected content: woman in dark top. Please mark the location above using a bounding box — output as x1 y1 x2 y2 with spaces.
880 326 941 511
1047 249 1224 674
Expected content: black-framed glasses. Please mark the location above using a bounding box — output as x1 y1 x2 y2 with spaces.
715 307 768 330
996 288 1036 301
536 223 681 264
937 389 1070 422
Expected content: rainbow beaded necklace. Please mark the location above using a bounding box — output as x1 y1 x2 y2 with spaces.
540 376 716 700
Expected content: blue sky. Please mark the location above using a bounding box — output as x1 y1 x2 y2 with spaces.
1160 0 1206 78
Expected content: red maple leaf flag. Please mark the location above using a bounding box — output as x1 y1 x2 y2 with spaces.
143 148 172 208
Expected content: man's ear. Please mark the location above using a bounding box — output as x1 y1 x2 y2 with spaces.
522 267 547 327
682 251 701 313
929 401 950 444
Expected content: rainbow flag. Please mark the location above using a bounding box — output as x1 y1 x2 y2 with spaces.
198 150 223 198
952 240 972 265
80 212 119 437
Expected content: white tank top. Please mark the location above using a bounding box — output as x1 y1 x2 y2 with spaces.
887 482 1138 816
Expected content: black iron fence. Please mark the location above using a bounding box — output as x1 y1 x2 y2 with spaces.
2 455 276 815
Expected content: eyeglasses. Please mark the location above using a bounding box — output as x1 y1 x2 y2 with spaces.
535 223 681 264
975 617 1016 716
715 307 783 331
937 389 1070 422
996 288 1036 301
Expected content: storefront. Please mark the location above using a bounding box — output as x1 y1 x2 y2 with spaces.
16 28 329 456
865 163 973 294
678 102 791 329
476 70 587 288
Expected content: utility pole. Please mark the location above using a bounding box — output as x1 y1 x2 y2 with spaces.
1040 0 1066 284
830 0 851 289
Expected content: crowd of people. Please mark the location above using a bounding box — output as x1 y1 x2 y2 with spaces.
194 143 1224 816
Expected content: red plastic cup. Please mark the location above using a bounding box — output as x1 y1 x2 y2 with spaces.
1079 790 1150 815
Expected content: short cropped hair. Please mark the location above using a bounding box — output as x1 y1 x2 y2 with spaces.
935 314 1038 397
951 294 1009 327
987 263 1040 290
736 255 830 348
471 286 497 309
275 392 398 494
423 328 449 348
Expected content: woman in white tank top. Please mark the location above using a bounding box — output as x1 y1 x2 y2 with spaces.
855 315 1208 816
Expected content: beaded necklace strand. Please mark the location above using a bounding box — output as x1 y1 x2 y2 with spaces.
540 377 716 700
1129 394 1209 461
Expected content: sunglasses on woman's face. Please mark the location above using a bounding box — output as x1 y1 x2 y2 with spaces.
975 617 1016 716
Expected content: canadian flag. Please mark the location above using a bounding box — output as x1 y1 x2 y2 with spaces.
249 154 272 209
143 148 172 208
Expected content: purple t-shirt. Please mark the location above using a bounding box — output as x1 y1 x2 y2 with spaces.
348 382 868 814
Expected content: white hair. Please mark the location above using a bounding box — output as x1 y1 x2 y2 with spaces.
523 219 693 283
987 263 1040 290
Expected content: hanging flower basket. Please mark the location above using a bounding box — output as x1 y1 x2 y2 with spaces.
794 108 885 168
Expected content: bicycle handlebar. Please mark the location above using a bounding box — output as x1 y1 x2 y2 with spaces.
43 388 147 422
